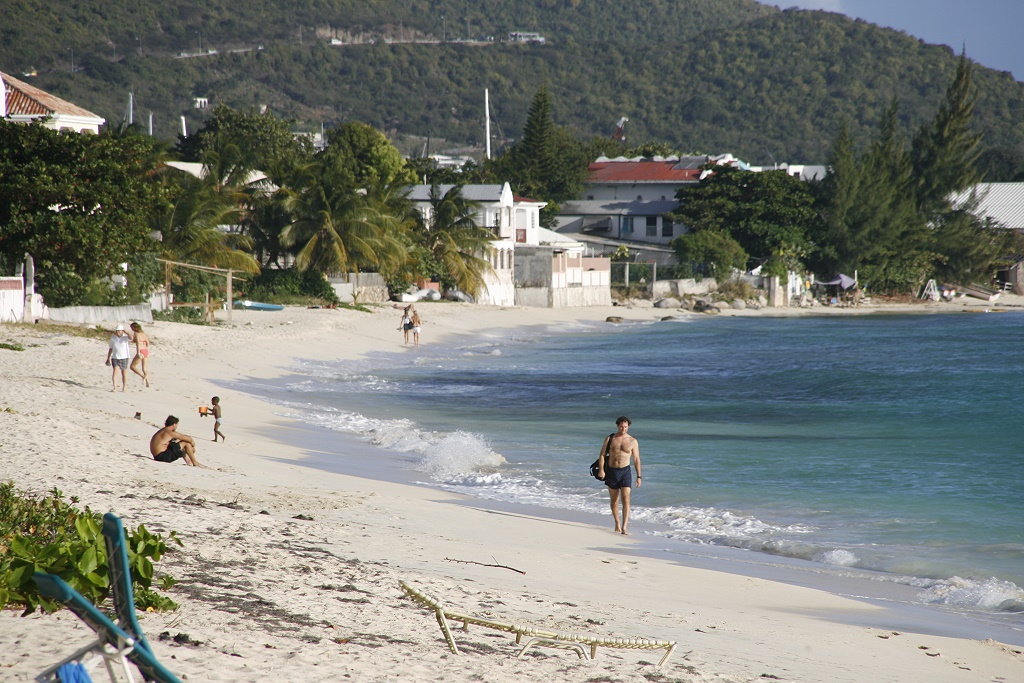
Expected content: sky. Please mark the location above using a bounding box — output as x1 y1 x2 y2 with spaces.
769 1 1023 81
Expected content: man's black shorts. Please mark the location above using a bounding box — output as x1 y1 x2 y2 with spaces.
154 440 185 463
604 465 632 489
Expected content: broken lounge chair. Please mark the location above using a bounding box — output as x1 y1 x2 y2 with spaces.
398 579 676 667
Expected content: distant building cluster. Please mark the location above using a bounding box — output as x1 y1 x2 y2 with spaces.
506 32 545 44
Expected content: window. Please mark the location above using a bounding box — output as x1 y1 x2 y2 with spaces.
662 218 674 237
646 217 657 237
622 217 634 233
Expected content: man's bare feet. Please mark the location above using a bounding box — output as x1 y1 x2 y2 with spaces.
621 529 629 535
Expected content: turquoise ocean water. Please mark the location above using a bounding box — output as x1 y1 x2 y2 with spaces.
238 311 1024 640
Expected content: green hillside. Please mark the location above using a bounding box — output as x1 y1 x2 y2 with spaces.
3 1 1023 166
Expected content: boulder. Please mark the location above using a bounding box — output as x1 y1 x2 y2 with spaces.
606 316 624 324
660 316 677 321
732 299 747 310
654 297 682 309
758 295 768 307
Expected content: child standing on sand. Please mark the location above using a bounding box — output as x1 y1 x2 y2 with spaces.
211 396 225 442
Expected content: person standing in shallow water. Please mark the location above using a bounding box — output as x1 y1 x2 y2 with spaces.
596 416 642 535
410 310 422 346
398 306 412 345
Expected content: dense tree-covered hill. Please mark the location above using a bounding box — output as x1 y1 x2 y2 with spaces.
3 1 1023 167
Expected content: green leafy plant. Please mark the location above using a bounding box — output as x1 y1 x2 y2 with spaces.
0 483 182 615
0 341 25 351
153 306 211 325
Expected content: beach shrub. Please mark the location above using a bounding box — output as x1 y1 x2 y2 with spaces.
715 278 755 301
0 483 181 615
153 306 210 325
245 267 339 305
0 341 25 351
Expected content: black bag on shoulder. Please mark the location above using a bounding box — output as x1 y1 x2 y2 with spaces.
590 433 616 480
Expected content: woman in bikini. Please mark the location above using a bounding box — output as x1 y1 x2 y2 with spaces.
130 322 151 387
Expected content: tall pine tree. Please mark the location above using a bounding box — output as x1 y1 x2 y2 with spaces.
910 54 1016 284
488 86 590 226
910 53 983 214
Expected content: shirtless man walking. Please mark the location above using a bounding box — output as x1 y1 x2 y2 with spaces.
150 416 205 467
596 416 642 535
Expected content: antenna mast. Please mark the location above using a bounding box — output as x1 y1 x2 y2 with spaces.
485 89 492 160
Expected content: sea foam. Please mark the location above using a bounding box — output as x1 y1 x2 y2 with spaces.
276 401 505 481
919 576 1024 612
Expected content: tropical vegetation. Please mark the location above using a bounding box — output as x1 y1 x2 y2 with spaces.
0 483 180 614
670 56 1024 291
2 1 1023 175
0 51 1020 307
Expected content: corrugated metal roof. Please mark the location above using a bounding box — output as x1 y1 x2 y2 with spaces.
953 182 1024 230
1 72 103 120
406 184 505 202
588 159 704 184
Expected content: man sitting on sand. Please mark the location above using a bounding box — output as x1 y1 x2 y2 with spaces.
150 416 205 467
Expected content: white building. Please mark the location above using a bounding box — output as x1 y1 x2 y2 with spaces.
1 72 105 133
406 183 610 307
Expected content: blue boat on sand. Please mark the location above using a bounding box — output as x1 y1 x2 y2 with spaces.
233 300 285 311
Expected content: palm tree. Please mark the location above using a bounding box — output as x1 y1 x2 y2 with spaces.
154 136 261 273
281 155 409 277
417 184 495 298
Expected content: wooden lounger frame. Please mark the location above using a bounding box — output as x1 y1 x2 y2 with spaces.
398 580 676 667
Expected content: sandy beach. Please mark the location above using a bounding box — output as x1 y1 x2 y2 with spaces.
2 298 1023 683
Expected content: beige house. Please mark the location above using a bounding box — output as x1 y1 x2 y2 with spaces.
1 72 105 133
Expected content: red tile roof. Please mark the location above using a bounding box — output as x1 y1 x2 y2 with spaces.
588 159 705 184
2 72 103 120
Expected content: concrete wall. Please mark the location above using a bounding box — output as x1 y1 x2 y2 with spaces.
652 278 718 298
45 304 153 325
515 287 551 307
516 284 611 308
513 247 556 288
0 277 24 322
329 273 389 303
512 247 611 308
